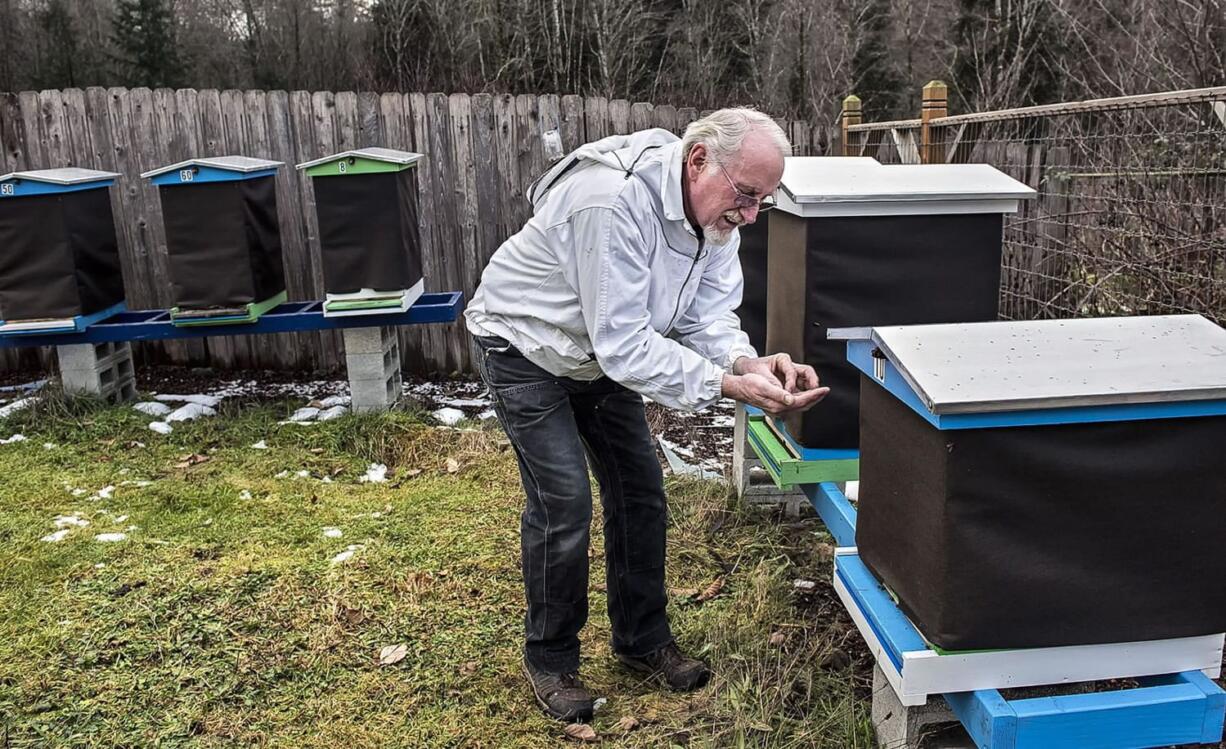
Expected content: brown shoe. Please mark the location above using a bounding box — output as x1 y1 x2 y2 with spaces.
522 658 595 722
616 642 711 691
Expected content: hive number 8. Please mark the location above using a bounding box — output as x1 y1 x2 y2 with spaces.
338 160 348 174
0 183 13 196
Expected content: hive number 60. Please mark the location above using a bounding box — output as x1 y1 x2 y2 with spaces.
179 169 194 182
0 183 13 196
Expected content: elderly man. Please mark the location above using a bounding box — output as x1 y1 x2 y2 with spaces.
465 108 827 721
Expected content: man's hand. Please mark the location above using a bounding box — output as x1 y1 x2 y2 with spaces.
733 354 823 395
723 353 829 416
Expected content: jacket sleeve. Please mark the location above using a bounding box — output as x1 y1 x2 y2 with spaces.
567 204 727 411
671 238 758 371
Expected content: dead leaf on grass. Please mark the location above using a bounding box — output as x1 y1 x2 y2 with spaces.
695 576 725 603
768 631 786 647
459 661 478 676
563 723 598 742
174 454 211 469
378 644 408 666
614 716 640 732
406 468 423 478
668 587 699 599
445 457 460 474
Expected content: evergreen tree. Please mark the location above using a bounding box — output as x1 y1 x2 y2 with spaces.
112 0 183 88
849 0 906 119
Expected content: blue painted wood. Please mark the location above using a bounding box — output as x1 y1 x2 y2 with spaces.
0 302 127 336
845 339 1226 429
834 552 928 672
149 166 278 185
1011 681 1215 748
0 292 463 348
0 178 115 197
946 689 1019 749
801 482 857 547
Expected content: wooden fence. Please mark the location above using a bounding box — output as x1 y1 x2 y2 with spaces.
0 88 834 375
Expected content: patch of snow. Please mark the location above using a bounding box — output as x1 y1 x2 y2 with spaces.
657 435 695 459
844 481 859 502
154 393 223 408
330 544 363 564
54 515 90 529
317 405 347 421
96 485 115 500
70 488 87 497
166 403 216 422
274 470 290 479
431 407 465 426
43 442 57 450
148 421 173 435
318 395 350 408
439 397 491 408
251 440 268 450
113 515 128 524
477 409 498 421
295 470 310 478
41 529 71 543
0 397 35 418
322 527 343 539
239 489 253 500
358 463 388 484
289 407 320 422
94 533 127 543
321 476 333 484
0 433 27 444
133 401 172 417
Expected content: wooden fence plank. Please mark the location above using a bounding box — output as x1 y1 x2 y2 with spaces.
408 92 446 372
584 95 609 142
609 98 631 134
631 101 653 131
427 92 465 371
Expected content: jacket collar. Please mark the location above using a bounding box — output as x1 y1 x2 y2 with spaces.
660 140 691 230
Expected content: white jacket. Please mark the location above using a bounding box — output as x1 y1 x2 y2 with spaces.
464 128 757 411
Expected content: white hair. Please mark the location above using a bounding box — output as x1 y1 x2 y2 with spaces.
680 107 791 165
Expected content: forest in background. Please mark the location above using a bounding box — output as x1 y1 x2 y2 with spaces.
1 0 1224 123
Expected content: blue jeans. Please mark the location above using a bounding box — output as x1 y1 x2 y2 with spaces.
472 334 673 673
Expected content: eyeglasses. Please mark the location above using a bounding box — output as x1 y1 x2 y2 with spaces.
717 163 776 212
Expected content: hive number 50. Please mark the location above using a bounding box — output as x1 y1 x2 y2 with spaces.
0 183 13 196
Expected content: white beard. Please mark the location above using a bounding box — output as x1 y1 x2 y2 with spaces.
704 212 744 246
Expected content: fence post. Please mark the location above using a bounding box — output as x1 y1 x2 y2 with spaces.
921 80 947 164
841 95 861 156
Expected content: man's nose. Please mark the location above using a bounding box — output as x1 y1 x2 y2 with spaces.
739 203 760 223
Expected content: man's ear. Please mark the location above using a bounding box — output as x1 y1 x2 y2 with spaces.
686 143 708 180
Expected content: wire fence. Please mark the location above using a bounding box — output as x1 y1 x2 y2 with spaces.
846 87 1226 324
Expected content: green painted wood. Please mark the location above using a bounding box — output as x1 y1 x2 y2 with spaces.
746 418 860 488
305 156 414 177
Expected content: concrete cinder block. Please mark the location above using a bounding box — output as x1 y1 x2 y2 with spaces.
342 326 396 356
56 342 137 404
345 326 402 413
871 665 971 749
350 376 400 413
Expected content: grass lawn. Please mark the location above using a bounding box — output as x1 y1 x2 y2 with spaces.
0 391 874 747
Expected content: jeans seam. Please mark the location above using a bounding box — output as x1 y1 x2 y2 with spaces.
479 340 555 647
588 392 635 639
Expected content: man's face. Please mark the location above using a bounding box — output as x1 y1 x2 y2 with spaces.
684 131 784 245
